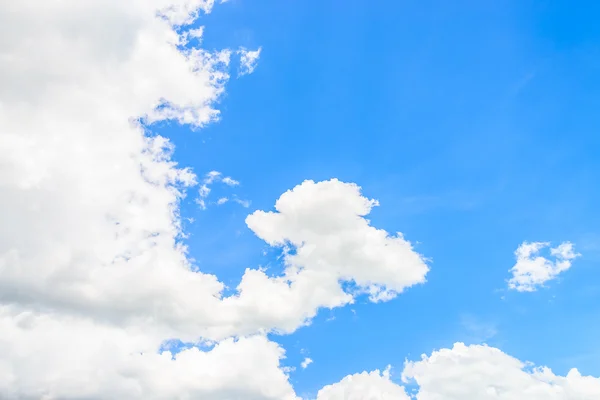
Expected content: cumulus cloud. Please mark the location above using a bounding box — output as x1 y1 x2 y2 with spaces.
508 241 580 292
402 343 600 399
246 179 429 304
317 367 410 400
321 344 600 400
0 0 289 396
0 308 298 400
238 47 262 76
206 179 428 337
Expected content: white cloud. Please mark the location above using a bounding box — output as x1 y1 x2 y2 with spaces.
196 171 241 209
508 241 580 292
222 176 240 186
205 170 223 183
238 47 262 76
317 367 410 400
246 179 429 304
0 0 241 338
0 308 298 399
0 0 297 396
402 343 600 399
233 196 251 208
301 357 313 369
320 344 600 400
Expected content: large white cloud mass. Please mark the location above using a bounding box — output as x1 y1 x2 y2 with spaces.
0 0 429 397
0 0 297 397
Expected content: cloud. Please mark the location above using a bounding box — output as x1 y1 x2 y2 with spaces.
233 196 251 208
317 367 410 400
0 309 298 399
321 344 600 400
0 0 297 397
508 241 580 292
402 343 600 399
222 176 240 186
238 47 262 76
196 171 242 209
246 179 429 304
301 357 313 369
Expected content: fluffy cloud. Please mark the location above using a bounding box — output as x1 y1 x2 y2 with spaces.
0 0 240 341
0 0 294 396
402 343 600 399
508 241 580 292
321 344 600 400
317 368 410 400
215 179 429 336
247 179 429 303
0 307 298 400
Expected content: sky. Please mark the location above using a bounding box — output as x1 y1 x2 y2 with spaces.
1 0 600 399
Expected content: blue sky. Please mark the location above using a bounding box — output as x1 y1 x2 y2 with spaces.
159 0 600 395
3 0 600 397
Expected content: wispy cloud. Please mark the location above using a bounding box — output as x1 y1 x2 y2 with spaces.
238 47 262 77
460 314 498 343
222 176 239 186
196 171 247 210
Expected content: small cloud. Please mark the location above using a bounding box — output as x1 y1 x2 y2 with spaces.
196 198 207 210
301 357 313 369
238 47 261 77
233 197 250 208
205 171 222 184
507 241 580 292
222 176 239 186
216 197 228 205
199 184 211 198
